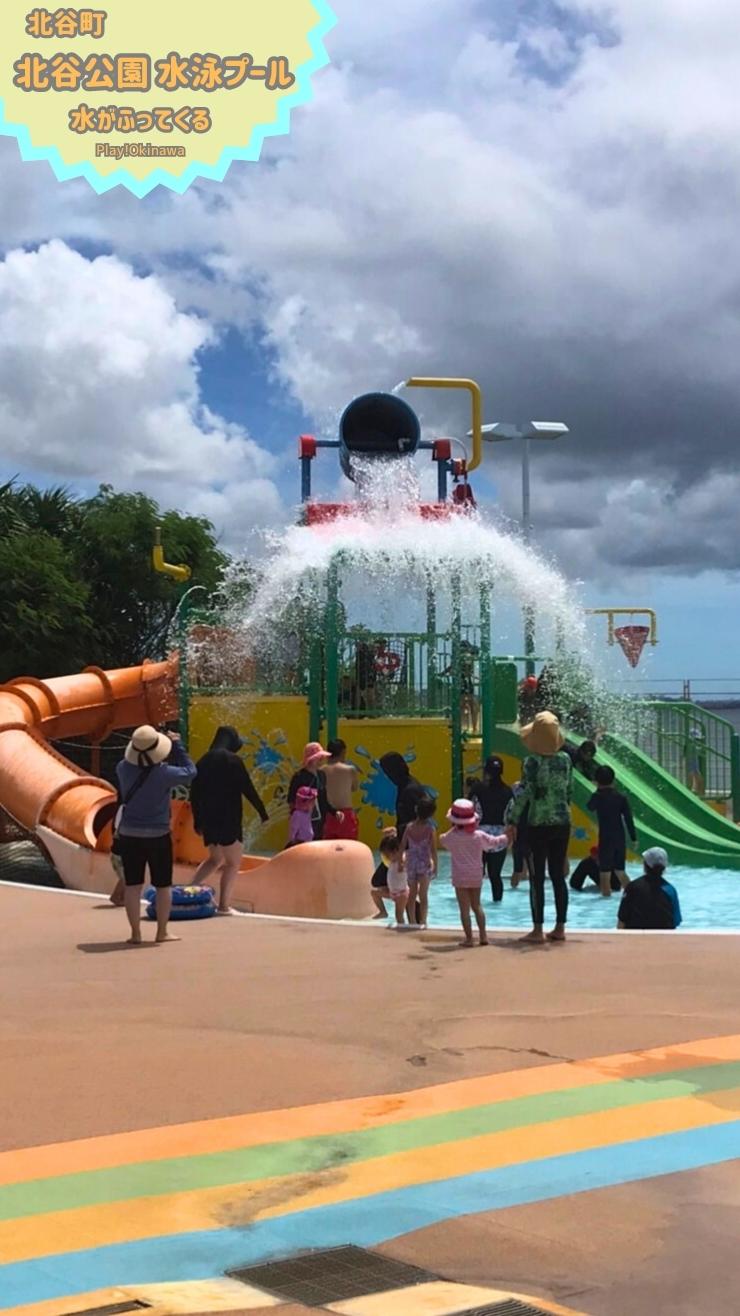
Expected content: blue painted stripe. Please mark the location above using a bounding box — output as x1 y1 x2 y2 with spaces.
3 1120 740 1307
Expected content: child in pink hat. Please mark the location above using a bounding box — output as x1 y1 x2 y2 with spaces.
287 785 318 847
287 743 343 841
440 799 509 947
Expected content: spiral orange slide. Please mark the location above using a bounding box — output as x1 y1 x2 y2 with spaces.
0 659 375 919
0 659 179 849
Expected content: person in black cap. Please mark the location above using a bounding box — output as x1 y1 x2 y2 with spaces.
191 725 268 913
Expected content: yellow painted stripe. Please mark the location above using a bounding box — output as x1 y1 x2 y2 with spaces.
0 1291 131 1316
2 1032 739 1187
0 1278 278 1316
327 1281 536 1314
1 1088 737 1266
328 1283 588 1315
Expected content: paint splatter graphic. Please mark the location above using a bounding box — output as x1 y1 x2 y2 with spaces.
352 744 437 830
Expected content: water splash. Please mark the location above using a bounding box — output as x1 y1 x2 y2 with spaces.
184 458 642 739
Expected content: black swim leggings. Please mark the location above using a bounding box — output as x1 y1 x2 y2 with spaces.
484 847 507 902
528 824 570 926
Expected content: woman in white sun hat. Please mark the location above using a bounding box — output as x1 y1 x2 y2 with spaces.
115 725 196 945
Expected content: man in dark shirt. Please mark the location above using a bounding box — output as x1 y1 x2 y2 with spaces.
588 765 637 897
618 848 682 930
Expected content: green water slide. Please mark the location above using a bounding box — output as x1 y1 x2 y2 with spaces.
493 723 740 871
580 734 740 870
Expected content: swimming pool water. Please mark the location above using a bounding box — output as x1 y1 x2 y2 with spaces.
423 856 739 931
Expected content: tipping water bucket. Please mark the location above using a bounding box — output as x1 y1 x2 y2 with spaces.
615 625 650 668
339 392 421 481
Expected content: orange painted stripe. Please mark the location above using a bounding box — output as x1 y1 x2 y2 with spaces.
1 1088 737 1266
1 1033 738 1188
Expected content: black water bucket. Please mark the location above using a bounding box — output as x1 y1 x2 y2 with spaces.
339 392 421 480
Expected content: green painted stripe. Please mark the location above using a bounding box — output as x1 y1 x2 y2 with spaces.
2 1059 740 1223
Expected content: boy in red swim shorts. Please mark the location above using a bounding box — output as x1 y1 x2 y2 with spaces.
320 739 360 840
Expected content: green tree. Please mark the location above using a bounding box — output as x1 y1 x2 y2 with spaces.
0 531 91 680
0 480 229 680
75 486 227 669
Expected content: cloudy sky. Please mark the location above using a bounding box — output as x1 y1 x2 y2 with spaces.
1 0 739 685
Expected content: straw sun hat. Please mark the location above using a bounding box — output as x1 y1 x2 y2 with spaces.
125 724 172 766
520 711 565 757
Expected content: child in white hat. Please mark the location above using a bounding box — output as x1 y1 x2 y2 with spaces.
440 799 509 947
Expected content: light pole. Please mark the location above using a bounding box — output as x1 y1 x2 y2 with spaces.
469 420 570 674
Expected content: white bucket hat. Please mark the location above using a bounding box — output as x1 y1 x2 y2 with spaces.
125 724 172 766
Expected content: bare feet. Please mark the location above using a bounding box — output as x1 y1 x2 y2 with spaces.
458 938 474 948
217 908 235 916
547 929 566 942
155 933 181 943
519 930 546 944
126 936 142 947
479 936 489 946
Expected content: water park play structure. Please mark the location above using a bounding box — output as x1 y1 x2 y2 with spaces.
2 375 740 913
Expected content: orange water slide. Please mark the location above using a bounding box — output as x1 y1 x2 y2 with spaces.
0 659 179 850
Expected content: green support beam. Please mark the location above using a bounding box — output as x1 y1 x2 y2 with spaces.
480 584 494 761
450 573 463 798
325 555 341 744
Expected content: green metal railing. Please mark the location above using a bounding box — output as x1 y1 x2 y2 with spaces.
335 631 462 720
632 701 740 817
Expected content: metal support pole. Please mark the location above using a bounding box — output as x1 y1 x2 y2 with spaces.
480 584 494 761
325 555 340 744
522 436 536 677
301 456 312 502
437 459 448 502
450 573 463 798
177 597 191 747
731 733 740 823
426 578 437 711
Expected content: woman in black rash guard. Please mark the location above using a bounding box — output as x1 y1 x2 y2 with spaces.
191 725 268 913
469 756 513 902
379 752 427 843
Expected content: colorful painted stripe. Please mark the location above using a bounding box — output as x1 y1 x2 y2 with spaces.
2 1035 740 1309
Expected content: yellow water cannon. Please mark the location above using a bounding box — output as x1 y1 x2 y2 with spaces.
152 526 192 583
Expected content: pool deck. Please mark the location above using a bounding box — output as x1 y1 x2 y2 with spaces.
2 882 740 1316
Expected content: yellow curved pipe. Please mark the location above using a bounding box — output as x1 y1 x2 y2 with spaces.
152 527 191 583
586 608 658 645
406 376 483 472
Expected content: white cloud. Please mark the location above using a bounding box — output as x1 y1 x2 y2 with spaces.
2 1 740 577
0 241 284 548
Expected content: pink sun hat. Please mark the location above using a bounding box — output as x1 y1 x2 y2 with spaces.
302 741 331 769
446 798 478 829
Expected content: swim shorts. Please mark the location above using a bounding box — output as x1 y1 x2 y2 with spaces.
598 841 626 872
323 809 359 841
117 833 173 888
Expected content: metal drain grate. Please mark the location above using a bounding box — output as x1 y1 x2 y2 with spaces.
228 1244 437 1305
67 1304 149 1316
454 1302 559 1316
